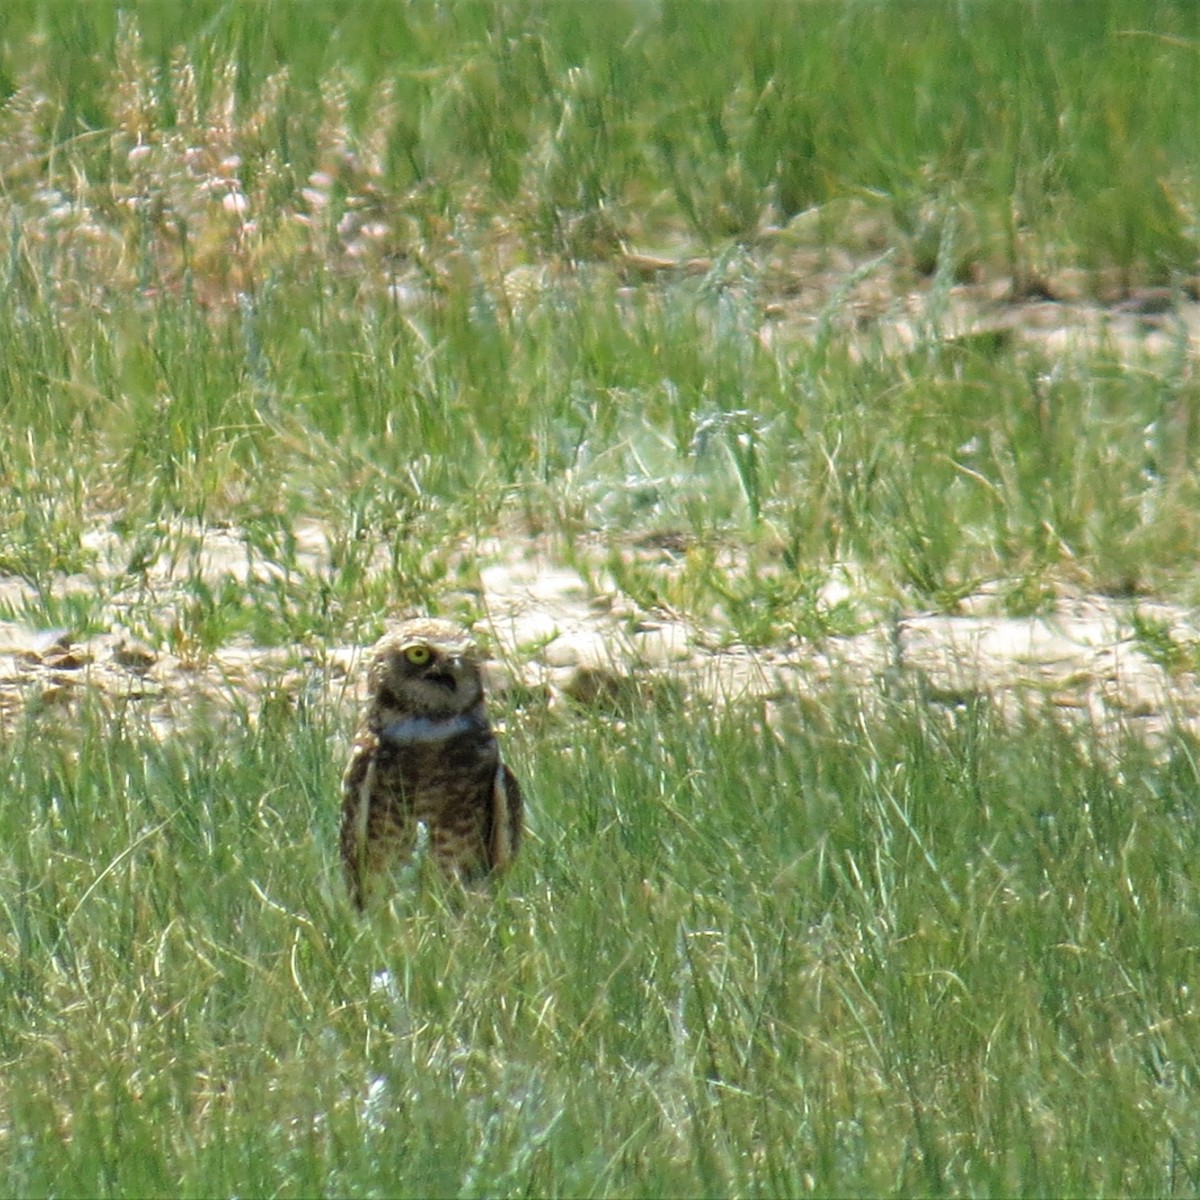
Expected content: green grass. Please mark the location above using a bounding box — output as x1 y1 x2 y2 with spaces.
3 688 1199 1196
1 0 1199 625
2 2 1200 1195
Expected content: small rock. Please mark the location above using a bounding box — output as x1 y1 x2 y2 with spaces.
543 631 612 669
560 664 629 707
631 624 692 664
42 647 92 670
11 627 73 662
112 640 158 674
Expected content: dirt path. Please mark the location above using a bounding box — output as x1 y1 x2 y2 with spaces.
3 532 1198 745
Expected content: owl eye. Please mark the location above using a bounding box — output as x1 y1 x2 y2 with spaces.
404 645 432 666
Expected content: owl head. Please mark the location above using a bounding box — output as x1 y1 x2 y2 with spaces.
367 617 485 717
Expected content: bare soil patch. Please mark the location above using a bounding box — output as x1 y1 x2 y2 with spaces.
3 526 1199 744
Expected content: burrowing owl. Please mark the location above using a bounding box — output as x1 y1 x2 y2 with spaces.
340 617 523 909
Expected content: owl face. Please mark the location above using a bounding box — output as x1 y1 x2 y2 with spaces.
368 618 484 717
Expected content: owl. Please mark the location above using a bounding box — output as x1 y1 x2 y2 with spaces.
340 617 523 909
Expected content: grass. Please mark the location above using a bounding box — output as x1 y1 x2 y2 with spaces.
1 1 1200 1195
1 0 1199 625
3 688 1199 1196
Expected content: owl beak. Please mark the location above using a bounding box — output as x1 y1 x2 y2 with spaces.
425 655 465 693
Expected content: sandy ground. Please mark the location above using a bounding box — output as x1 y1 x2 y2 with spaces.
3 530 1199 746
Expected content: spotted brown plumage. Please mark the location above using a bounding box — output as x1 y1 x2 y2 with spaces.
340 617 523 909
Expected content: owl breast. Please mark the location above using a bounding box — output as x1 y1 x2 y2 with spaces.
374 712 500 823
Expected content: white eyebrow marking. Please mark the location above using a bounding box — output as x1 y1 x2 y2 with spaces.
379 713 484 746
410 639 473 655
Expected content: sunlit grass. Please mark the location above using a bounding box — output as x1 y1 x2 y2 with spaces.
5 258 1200 644
2 688 1199 1195
1 1 1198 625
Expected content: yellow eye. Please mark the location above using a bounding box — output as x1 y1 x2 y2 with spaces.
404 645 432 666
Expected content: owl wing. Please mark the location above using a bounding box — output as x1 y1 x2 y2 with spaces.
340 732 380 910
488 761 523 873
